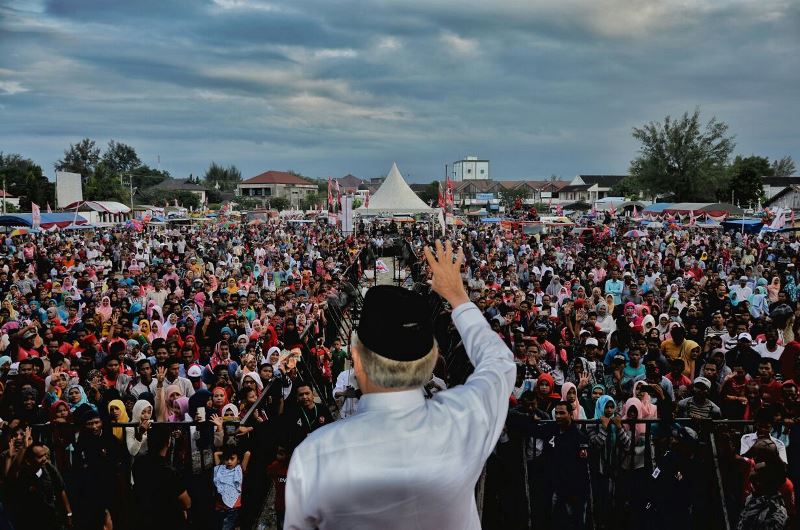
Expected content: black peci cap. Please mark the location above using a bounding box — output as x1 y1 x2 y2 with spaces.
357 286 434 362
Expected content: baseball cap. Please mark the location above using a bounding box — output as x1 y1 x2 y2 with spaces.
187 365 203 378
612 354 627 363
693 376 712 389
739 276 748 282
738 332 753 342
585 338 599 347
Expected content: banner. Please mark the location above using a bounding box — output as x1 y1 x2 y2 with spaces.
31 202 41 229
341 195 354 235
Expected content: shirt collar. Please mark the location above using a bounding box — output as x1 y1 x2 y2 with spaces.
357 388 425 414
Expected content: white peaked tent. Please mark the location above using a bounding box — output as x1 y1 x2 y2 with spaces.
356 162 434 213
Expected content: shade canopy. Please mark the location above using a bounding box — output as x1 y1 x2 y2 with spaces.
356 163 434 213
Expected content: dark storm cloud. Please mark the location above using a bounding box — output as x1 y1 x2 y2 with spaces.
0 0 797 182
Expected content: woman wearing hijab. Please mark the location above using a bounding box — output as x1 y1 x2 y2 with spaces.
588 394 620 529
632 380 659 419
97 296 114 323
66 384 97 413
680 339 702 379
617 397 654 529
552 382 586 420
767 276 782 303
107 399 130 442
596 301 617 336
127 400 153 457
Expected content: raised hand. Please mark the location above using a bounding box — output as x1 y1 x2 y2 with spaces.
423 240 468 308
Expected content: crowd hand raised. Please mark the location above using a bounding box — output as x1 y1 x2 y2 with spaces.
423 240 469 308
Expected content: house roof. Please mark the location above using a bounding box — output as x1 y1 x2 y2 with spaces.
0 190 15 198
763 176 800 186
576 175 627 188
560 184 591 192
149 178 209 192
242 171 315 186
336 174 367 189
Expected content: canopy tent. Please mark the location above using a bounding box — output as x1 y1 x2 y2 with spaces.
62 200 131 214
721 219 763 234
0 213 88 229
355 163 434 214
661 202 744 217
642 203 673 214
699 202 744 217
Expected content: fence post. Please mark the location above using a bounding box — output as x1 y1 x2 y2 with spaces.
709 429 731 530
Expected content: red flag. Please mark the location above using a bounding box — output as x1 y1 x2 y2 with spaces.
365 191 370 208
327 177 333 209
437 182 445 208
335 179 341 210
445 173 454 209
31 202 41 229
46 203 52 214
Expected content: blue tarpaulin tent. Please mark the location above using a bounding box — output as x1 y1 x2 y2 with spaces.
0 213 88 228
721 219 762 234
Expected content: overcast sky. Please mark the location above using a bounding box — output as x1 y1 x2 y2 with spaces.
1 0 798 183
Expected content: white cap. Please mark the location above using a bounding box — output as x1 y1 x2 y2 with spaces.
187 365 203 378
738 332 752 342
585 337 599 347
693 376 712 389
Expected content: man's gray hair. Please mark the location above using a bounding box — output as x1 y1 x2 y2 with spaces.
351 332 438 389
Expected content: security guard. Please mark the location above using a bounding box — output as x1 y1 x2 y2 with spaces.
285 240 516 529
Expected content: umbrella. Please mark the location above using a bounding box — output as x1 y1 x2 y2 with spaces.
624 229 648 238
9 228 29 237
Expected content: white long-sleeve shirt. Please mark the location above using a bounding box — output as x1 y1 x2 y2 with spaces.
284 301 515 530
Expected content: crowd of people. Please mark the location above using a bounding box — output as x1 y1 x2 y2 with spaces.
0 217 362 530
0 209 799 530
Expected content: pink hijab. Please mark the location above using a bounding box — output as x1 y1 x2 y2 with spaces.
622 397 646 439
560 382 582 420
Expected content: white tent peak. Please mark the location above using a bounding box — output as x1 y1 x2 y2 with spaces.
357 162 433 213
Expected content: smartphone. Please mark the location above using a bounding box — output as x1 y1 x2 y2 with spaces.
196 408 206 422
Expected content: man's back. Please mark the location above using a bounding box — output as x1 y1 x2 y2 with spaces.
285 302 515 529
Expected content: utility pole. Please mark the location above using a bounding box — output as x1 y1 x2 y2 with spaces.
2 178 5 214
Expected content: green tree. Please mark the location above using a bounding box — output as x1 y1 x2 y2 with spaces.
499 186 530 209
204 162 242 192
772 156 797 178
101 140 141 175
83 164 127 202
724 155 770 206
609 175 643 199
0 152 55 210
55 138 101 181
629 109 735 201
301 192 321 210
270 197 290 211
128 164 170 190
352 198 362 209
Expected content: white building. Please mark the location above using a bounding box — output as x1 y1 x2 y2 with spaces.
452 156 490 181
0 190 20 211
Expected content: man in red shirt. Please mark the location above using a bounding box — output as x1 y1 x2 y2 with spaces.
757 358 783 406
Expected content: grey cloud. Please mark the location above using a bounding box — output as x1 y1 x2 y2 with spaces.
0 0 797 182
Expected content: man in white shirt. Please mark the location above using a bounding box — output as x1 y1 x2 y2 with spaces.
285 241 515 530
332 367 360 419
754 329 784 361
730 276 753 303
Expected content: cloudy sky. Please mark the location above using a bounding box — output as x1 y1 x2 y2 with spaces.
1 0 798 183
